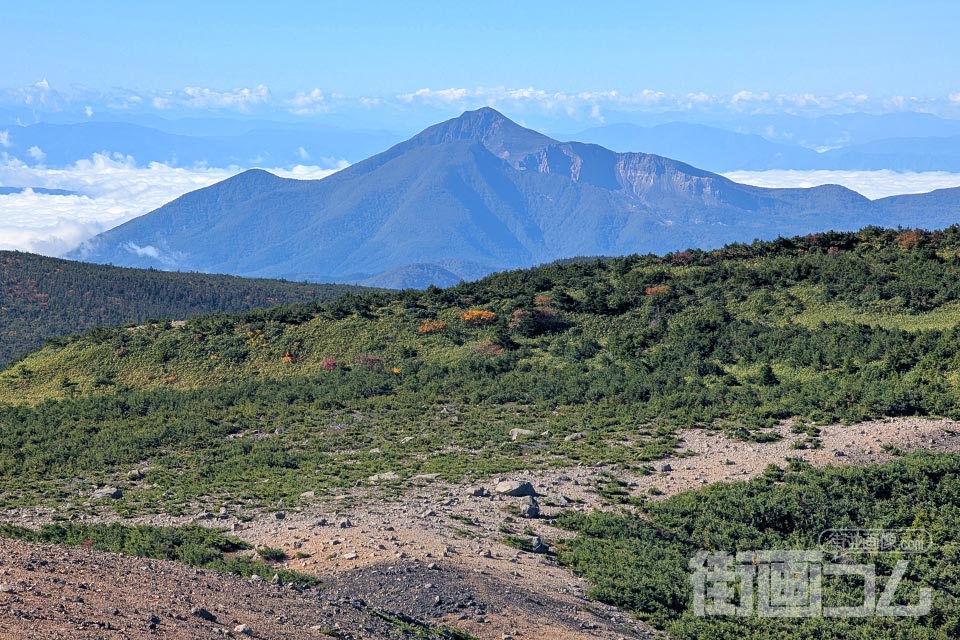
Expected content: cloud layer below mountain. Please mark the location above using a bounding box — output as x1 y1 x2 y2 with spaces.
0 154 342 255
2 150 958 260
722 170 960 200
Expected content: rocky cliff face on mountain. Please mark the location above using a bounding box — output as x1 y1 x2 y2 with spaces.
71 108 960 288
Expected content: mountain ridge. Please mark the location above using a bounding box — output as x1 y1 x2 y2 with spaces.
70 108 960 287
0 250 369 366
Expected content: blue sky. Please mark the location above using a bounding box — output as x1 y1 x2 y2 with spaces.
4 1 960 257
3 1 959 101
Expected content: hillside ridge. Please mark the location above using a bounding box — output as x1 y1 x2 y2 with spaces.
0 250 369 366
69 109 960 288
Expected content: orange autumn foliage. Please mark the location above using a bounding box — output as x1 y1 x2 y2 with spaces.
645 285 670 296
417 319 447 334
897 229 924 251
459 309 496 325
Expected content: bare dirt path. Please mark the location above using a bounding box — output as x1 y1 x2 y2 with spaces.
0 538 455 639
2 417 958 639
211 417 960 640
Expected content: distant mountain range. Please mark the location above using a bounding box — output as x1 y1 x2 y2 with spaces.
586 109 960 148
567 122 820 171
570 122 960 173
70 108 960 288
0 186 79 196
5 111 960 173
1 121 402 167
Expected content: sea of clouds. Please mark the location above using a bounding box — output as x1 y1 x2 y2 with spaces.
722 170 960 200
0 154 344 256
2 159 960 258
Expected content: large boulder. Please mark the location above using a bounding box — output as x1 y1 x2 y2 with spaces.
509 428 535 441
521 496 540 519
495 480 537 497
530 536 549 554
91 487 123 500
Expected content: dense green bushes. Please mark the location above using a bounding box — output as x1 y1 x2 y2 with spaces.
0 522 320 586
2 227 960 510
2 228 960 637
557 452 960 638
0 250 369 366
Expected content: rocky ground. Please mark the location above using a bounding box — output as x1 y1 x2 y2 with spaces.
2 417 959 639
0 538 472 639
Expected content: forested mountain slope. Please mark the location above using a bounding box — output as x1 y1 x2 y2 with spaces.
0 251 370 366
72 109 960 287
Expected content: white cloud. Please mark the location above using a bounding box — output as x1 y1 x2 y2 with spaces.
686 92 715 104
27 146 46 162
677 92 720 110
0 154 344 256
104 93 144 111
182 84 271 110
836 91 869 104
503 87 551 101
885 95 907 110
731 91 771 105
0 131 9 148
19 80 52 106
725 91 881 115
272 162 349 179
0 216 108 256
124 242 161 258
288 88 329 115
393 86 670 119
776 93 823 108
390 85 915 118
183 84 270 109
149 85 271 112
722 169 960 200
5 81 960 119
84 105 94 118
296 146 310 160
633 89 666 104
398 87 467 103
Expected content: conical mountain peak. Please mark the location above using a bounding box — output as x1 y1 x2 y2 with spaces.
413 107 556 159
69 109 952 289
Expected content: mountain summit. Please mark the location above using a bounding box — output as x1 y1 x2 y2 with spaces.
70 108 960 287
411 107 556 160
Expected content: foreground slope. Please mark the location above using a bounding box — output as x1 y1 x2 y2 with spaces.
6 228 960 639
72 108 960 288
0 251 370 366
5 226 960 512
